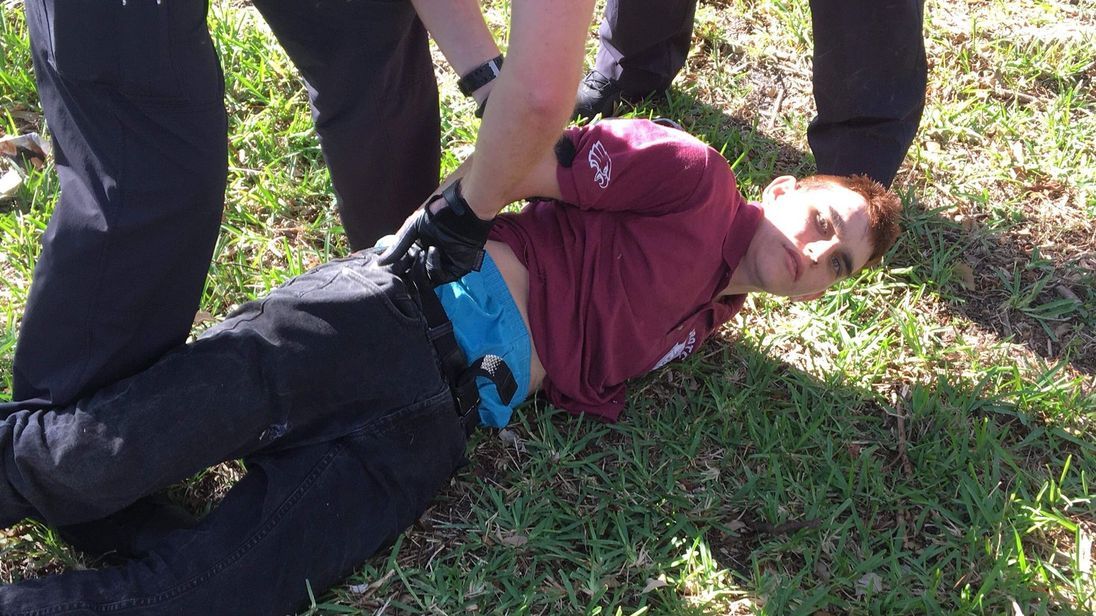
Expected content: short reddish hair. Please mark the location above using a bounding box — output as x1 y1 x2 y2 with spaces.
799 174 902 268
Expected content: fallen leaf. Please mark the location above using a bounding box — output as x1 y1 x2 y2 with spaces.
953 262 976 291
1056 285 1080 303
192 310 216 326
1011 141 1026 166
0 133 50 170
9 109 40 126
347 570 395 596
855 572 883 597
498 532 528 547
641 577 668 594
498 429 525 452
0 168 23 200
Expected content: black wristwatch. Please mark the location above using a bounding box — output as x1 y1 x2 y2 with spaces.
458 55 504 97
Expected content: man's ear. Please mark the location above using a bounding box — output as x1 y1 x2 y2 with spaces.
790 290 824 302
762 175 797 205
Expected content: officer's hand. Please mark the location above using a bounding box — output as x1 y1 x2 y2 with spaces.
379 178 494 286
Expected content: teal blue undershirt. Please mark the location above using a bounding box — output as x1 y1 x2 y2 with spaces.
371 238 531 428
433 253 531 428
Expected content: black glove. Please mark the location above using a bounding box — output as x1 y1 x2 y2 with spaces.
379 178 494 286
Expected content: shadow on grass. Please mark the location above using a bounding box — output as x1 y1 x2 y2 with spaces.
624 90 1095 377
893 203 1096 377
375 337 1093 614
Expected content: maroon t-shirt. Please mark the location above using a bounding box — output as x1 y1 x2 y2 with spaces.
490 119 761 421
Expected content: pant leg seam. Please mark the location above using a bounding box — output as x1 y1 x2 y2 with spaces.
348 387 453 441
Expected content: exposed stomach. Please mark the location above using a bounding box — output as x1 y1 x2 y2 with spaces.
485 240 546 393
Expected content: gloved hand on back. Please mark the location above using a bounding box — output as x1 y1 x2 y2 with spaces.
379 178 495 286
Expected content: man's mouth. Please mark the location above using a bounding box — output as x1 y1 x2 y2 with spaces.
784 245 801 282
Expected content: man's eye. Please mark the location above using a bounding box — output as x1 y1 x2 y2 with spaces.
816 213 830 234
831 256 842 276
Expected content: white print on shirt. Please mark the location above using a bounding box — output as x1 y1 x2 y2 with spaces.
652 329 697 371
588 141 612 189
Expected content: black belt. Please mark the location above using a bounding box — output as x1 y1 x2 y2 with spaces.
407 257 517 435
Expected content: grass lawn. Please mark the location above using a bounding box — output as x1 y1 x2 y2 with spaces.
1 0 1094 613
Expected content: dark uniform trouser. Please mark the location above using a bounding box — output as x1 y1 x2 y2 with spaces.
14 0 439 408
593 0 927 186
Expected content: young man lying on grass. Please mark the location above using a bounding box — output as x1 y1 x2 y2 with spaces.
0 119 900 614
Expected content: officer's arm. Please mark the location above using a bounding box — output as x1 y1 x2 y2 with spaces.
458 0 596 219
409 0 501 107
380 0 593 285
431 141 564 213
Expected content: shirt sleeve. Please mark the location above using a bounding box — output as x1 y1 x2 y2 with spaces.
556 119 717 216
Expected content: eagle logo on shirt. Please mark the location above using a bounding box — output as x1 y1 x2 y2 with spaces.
652 329 697 370
588 141 612 188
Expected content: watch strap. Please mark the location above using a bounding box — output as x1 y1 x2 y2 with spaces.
458 55 504 97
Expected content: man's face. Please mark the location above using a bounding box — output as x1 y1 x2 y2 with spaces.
744 176 874 300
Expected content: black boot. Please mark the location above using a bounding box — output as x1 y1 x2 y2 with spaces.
573 70 623 120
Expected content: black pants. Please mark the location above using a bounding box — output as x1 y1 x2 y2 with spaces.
0 253 468 615
15 0 440 408
593 0 927 186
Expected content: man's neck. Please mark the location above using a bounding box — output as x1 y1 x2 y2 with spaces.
720 261 760 297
